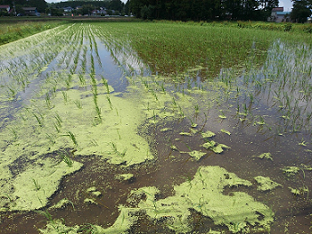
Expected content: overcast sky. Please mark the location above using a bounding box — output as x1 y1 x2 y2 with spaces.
45 0 293 11
279 0 293 11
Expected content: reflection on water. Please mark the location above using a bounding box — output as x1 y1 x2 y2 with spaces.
0 23 312 233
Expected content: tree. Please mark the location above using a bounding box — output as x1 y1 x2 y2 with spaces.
291 0 312 23
128 0 278 21
109 0 124 12
0 0 47 13
125 0 130 15
28 0 47 12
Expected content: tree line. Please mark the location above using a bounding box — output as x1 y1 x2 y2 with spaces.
291 0 312 23
0 0 47 13
0 0 127 16
52 0 125 13
129 0 279 21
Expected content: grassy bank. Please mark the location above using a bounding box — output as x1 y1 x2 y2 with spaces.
154 20 312 34
0 19 68 45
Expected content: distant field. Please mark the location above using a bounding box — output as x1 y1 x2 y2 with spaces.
0 18 311 46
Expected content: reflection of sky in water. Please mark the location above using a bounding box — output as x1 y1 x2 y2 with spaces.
95 38 150 92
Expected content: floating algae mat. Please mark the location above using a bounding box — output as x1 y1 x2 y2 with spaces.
1 22 312 233
39 166 273 233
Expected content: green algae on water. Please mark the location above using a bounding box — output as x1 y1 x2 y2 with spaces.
221 129 231 135
115 173 134 181
202 141 230 154
49 198 74 210
86 187 102 197
136 166 273 233
84 198 97 205
39 219 81 234
282 166 300 176
256 152 273 161
180 150 206 161
120 167 274 233
254 176 282 191
288 186 309 195
1 159 83 211
38 166 274 233
201 130 216 138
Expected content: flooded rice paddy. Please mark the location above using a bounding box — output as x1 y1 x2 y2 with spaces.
0 22 312 233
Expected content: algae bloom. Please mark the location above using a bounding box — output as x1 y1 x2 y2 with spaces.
118 166 274 233
254 176 282 191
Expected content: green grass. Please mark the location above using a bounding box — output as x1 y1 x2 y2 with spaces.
0 20 67 45
91 21 312 78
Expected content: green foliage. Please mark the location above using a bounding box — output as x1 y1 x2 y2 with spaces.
130 0 278 21
290 0 312 23
0 21 65 46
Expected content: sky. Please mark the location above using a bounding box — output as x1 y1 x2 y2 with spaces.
45 0 293 11
279 0 293 12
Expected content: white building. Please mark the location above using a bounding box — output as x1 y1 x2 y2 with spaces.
268 7 290 22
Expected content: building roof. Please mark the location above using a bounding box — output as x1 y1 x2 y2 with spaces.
276 12 290 16
23 7 37 11
0 5 10 9
272 7 284 12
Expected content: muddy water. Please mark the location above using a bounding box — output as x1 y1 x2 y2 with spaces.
0 23 312 233
1 116 311 233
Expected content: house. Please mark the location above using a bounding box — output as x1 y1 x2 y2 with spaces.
64 7 74 13
0 5 10 13
268 7 290 22
63 6 74 16
22 7 40 16
91 8 107 16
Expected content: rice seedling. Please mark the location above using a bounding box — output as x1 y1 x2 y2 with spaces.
63 131 78 148
94 105 102 122
33 112 44 127
116 129 121 140
106 96 113 110
90 54 95 76
7 85 17 100
62 91 68 103
150 89 158 101
36 210 54 224
172 96 177 107
110 142 127 158
45 93 54 109
54 113 63 128
101 76 110 94
10 128 18 141
32 179 41 191
194 104 199 114
74 100 83 109
60 151 73 167
178 105 185 118
46 133 56 145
